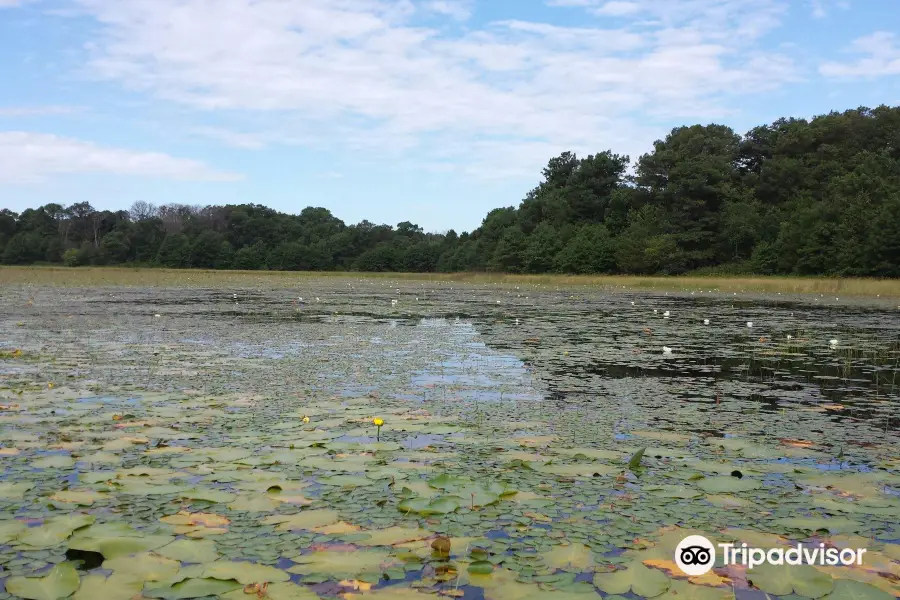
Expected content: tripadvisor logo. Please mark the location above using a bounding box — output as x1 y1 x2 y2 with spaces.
675 535 867 576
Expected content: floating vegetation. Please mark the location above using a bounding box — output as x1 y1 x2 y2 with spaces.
0 277 898 599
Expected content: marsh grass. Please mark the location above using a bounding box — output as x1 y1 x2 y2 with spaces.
2 266 899 297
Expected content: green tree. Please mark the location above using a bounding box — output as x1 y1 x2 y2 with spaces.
490 227 526 273
554 224 616 273
232 242 267 270
522 222 561 273
156 233 191 268
189 231 226 269
98 230 131 264
2 232 45 264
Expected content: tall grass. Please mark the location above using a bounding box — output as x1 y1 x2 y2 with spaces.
1 266 899 297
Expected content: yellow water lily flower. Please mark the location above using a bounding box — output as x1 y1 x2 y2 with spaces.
373 417 384 427
47 382 54 389
301 416 310 424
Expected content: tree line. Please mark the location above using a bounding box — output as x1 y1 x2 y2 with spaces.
3 105 900 276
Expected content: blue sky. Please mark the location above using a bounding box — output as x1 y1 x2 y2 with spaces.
1 0 899 233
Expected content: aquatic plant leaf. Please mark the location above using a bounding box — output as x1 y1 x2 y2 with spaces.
657 579 733 599
6 562 81 600
820 579 893 600
33 455 75 469
0 481 34 500
593 561 670 598
356 526 431 546
286 549 396 578
541 543 595 570
427 474 472 490
202 560 291 584
156 539 220 563
17 514 96 549
103 553 181 582
179 488 236 503
628 447 646 470
144 577 243 599
69 534 176 559
696 476 761 493
0 519 27 543
72 573 143 600
263 509 340 531
773 516 862 534
48 490 107 505
228 494 281 512
532 462 618 477
220 581 321 600
748 563 833 598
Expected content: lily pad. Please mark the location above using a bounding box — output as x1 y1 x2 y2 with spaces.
144 578 243 599
747 563 833 597
593 561 671 598
696 476 761 493
262 509 340 531
103 553 181 582
156 539 220 563
17 514 96 549
287 548 397 578
820 579 893 600
202 560 291 584
72 573 143 600
6 562 81 600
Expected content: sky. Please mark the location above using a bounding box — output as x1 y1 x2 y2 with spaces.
1 0 899 233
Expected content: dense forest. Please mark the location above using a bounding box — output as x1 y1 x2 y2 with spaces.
3 105 900 276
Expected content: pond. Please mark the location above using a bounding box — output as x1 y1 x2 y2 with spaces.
0 279 898 600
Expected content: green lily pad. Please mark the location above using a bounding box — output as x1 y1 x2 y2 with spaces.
747 563 834 598
17 514 96 549
356 526 431 546
6 562 81 600
33 455 75 469
103 553 181 582
158 539 220 563
228 494 281 512
593 561 671 598
286 549 396 578
0 518 27 543
532 462 618 477
202 560 290 584
179 488 236 503
648 485 703 499
773 516 862 534
820 579 893 600
0 481 35 500
48 490 107 506
398 495 462 515
72 573 143 600
696 476 761 493
427 474 472 490
221 582 322 600
144 577 243 599
262 509 340 531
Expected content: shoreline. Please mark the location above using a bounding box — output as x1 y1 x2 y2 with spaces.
1 265 899 298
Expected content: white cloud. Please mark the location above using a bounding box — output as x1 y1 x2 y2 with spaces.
0 132 242 183
71 0 798 178
423 0 472 21
189 127 268 150
592 2 641 16
810 0 827 18
0 105 85 117
820 31 900 78
808 0 852 19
